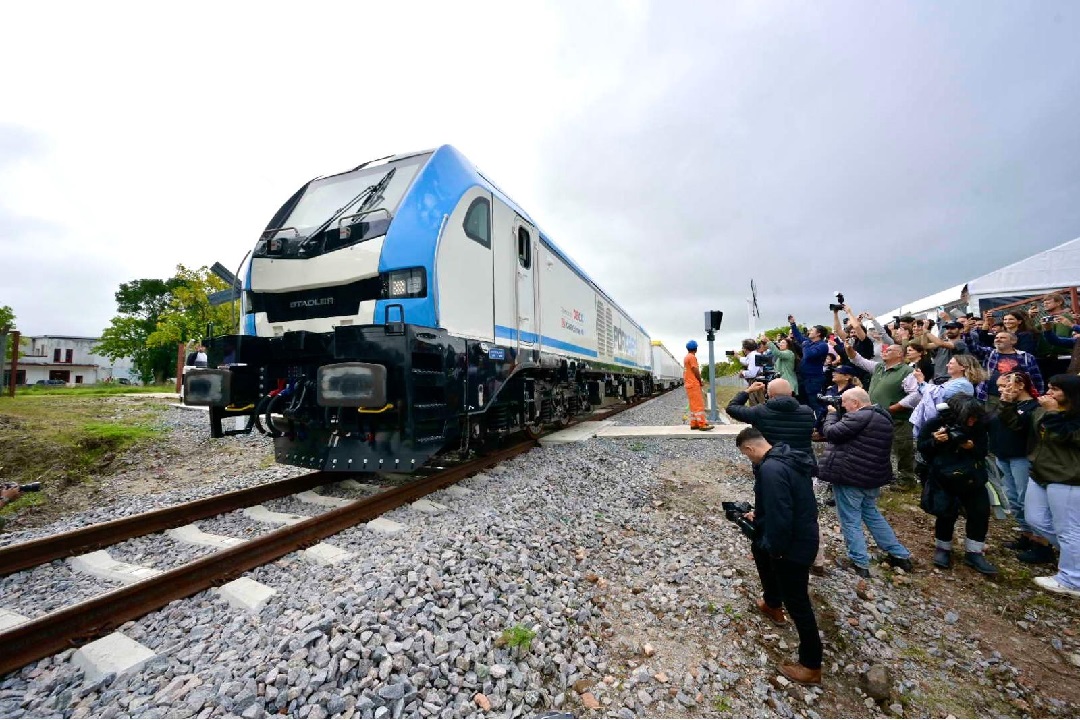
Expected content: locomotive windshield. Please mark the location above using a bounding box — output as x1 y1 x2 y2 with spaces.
257 152 430 258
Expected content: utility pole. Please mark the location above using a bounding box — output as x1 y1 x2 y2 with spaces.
704 311 724 422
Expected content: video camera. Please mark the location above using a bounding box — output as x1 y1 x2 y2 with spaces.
3 482 42 493
829 292 846 313
1041 315 1055 324
722 501 757 541
817 393 843 410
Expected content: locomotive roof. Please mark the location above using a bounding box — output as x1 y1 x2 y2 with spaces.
433 145 652 341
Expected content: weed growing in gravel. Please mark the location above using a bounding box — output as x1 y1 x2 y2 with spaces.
706 601 718 614
723 603 741 619
500 624 536 652
629 441 647 452
712 695 733 712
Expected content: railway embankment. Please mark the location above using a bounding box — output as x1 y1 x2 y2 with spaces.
1 391 1078 718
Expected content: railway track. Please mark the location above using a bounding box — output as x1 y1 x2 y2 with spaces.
0 390 668 678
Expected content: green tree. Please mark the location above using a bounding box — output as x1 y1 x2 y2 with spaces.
145 265 235 349
1 305 17 365
95 267 235 383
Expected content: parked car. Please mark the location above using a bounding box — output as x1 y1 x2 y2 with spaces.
117 378 132 385
36 379 67 385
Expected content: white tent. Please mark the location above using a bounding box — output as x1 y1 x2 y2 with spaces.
967 236 1080 309
880 283 967 322
878 235 1080 321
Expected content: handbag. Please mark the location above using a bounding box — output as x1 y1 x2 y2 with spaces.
920 472 961 517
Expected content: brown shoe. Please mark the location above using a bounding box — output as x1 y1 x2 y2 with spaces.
756 598 787 626
779 662 822 685
697 424 716 431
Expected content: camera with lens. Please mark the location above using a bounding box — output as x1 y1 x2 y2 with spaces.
3 482 41 493
722 501 757 541
1041 315 1055 324
934 403 968 444
817 393 843 410
828 292 846 313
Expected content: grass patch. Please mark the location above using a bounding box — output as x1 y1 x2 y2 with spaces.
499 624 537 652
0 394 165 498
14 383 174 397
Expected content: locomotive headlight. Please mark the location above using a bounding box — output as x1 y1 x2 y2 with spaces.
184 369 231 406
383 268 426 299
317 362 388 407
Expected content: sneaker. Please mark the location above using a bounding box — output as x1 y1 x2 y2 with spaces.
697 424 716 431
851 564 871 579
779 662 822 685
1003 535 1033 552
756 598 788 626
1033 576 1080 598
964 552 998 576
883 555 914 572
933 548 952 568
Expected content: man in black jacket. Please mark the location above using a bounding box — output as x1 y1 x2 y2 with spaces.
735 427 822 685
819 389 913 578
727 378 816 459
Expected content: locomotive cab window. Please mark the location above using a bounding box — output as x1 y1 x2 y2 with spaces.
463 198 491 248
517 227 531 269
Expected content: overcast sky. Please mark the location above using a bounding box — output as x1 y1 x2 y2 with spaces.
2 1 1078 355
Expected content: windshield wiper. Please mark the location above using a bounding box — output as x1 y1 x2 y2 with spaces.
298 167 397 254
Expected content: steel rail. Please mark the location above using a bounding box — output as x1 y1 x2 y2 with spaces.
0 388 667 578
0 472 345 576
0 439 537 677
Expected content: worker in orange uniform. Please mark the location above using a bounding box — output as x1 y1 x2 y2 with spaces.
684 340 714 431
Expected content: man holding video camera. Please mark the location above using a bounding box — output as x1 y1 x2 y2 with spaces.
734 427 822 685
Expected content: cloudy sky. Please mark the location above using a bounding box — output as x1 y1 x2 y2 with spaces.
2 1 1078 354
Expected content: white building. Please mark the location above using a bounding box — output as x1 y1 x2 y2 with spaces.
3 335 137 386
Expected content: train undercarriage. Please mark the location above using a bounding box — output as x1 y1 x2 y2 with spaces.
184 321 650 473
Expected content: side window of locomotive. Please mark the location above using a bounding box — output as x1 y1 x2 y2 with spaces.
517 227 532 269
463 197 491 248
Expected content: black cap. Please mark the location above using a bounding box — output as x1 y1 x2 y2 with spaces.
943 321 963 329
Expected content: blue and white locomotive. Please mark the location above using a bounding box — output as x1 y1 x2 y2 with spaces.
184 146 653 472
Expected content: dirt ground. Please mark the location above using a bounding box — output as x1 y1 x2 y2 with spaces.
586 455 1080 718
0 397 274 532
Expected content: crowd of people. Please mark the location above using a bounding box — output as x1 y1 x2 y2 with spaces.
715 291 1080 685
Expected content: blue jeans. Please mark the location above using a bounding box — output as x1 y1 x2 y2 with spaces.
833 485 911 569
996 456 1031 533
1025 480 1080 590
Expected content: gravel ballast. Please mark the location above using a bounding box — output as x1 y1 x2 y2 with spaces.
2 392 1079 718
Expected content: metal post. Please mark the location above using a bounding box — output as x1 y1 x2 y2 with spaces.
706 329 718 423
7 331 20 398
175 342 185 394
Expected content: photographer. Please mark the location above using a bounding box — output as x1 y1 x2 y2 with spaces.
727 378 816 461
923 319 970 384
734 427 822 685
819 389 913 577
848 344 921 487
787 315 831 426
764 336 800 396
738 339 767 406
917 395 998 576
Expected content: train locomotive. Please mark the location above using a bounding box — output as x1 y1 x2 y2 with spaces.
184 146 654 472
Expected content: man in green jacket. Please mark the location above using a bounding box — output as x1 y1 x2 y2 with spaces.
848 344 921 487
